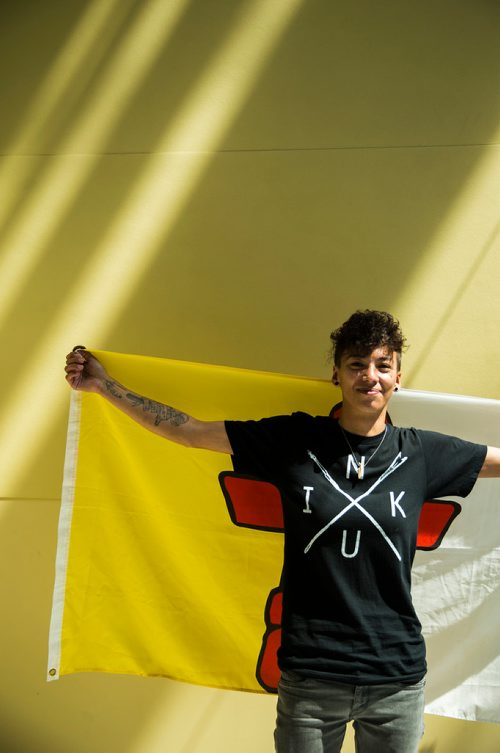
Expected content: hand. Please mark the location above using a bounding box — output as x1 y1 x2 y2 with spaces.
65 347 109 393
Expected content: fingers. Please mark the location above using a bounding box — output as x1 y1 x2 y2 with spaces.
65 360 83 389
65 347 88 389
65 352 85 370
66 345 90 365
68 345 87 362
64 347 105 392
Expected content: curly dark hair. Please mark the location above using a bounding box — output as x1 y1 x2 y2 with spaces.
330 310 407 368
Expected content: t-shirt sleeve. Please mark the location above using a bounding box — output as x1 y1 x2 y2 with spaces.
417 429 487 499
225 412 311 479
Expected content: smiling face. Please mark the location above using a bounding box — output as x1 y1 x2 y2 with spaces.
333 345 401 419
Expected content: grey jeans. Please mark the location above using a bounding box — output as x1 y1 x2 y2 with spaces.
274 670 425 753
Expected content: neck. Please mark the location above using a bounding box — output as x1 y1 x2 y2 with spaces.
338 407 387 437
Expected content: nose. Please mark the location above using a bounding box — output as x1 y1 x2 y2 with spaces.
362 363 377 381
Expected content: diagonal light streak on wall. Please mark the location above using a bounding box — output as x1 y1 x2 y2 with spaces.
0 0 127 233
0 0 304 499
0 0 190 328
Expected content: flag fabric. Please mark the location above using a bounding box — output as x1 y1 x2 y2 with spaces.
48 351 500 723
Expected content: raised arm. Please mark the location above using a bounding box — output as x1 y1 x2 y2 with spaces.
479 446 500 478
64 349 233 454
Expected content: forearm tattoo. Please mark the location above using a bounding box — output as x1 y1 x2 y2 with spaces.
105 380 123 399
125 392 189 427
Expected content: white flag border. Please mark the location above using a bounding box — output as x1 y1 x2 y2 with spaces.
47 391 82 682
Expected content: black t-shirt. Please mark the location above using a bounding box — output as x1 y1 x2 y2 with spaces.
225 412 486 685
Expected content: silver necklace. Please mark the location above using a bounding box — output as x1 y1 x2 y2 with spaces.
339 424 388 480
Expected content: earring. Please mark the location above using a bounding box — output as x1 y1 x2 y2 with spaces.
333 379 339 385
394 386 399 392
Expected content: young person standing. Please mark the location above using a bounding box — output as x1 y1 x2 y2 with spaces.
65 310 500 753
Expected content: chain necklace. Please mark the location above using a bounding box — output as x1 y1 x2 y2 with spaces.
339 424 388 480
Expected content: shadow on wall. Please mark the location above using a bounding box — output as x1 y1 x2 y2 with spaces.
2 0 500 500
0 0 307 501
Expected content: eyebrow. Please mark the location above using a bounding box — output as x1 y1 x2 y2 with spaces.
346 353 393 363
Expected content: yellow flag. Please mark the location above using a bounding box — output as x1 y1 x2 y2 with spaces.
48 351 334 691
48 357 500 722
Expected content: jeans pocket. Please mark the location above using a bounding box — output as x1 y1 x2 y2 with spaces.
279 669 308 685
404 676 426 690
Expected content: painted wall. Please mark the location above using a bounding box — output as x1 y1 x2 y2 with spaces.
1 1 499 750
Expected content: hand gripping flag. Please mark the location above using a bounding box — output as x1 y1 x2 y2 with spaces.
49 352 500 723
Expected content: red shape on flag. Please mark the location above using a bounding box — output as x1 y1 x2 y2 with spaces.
257 587 283 693
219 474 284 532
219 472 284 692
416 499 461 550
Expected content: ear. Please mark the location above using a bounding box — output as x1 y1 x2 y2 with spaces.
394 372 402 391
332 369 339 386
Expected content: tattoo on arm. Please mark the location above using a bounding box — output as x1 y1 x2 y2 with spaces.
125 392 189 427
105 380 123 399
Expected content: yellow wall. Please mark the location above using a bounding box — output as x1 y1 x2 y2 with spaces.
1 0 500 750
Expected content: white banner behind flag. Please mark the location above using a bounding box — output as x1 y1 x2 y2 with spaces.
391 389 500 723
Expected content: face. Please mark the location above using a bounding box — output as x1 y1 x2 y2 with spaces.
332 346 401 416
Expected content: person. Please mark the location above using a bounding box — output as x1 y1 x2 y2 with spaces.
65 310 500 753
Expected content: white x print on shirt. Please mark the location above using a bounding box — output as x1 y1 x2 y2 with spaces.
304 450 408 561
